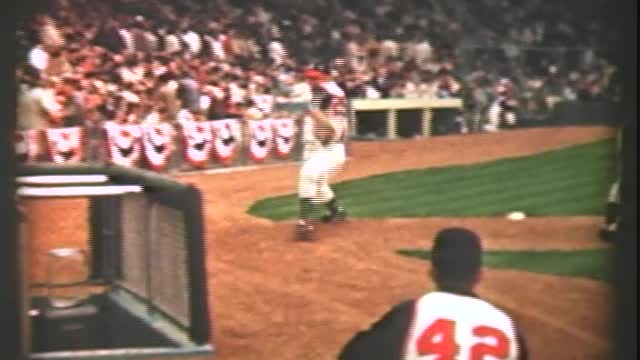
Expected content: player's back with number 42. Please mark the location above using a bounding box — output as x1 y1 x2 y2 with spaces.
338 228 527 360
404 291 520 360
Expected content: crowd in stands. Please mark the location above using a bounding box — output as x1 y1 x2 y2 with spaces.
16 0 619 133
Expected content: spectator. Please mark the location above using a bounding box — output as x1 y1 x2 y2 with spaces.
181 24 203 55
207 33 228 61
117 22 135 54
435 69 462 98
370 67 393 98
162 25 183 55
416 71 439 99
176 68 201 112
83 85 108 162
250 84 275 115
242 99 265 120
363 82 382 99
267 37 286 66
38 15 65 50
414 38 434 66
17 74 63 130
56 76 85 127
379 38 400 61
131 17 155 53
44 48 73 78
14 0 618 139
27 43 50 73
288 73 313 102
93 20 126 54
202 82 227 119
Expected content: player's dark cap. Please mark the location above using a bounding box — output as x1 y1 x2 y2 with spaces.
431 227 483 283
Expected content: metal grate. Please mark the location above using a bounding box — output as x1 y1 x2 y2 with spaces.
149 203 190 327
118 194 191 329
119 194 149 298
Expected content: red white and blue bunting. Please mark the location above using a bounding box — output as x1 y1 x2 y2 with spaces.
44 127 84 163
210 119 241 165
16 116 302 170
141 123 174 171
271 118 296 158
180 120 213 168
104 122 142 167
15 129 43 163
248 120 273 163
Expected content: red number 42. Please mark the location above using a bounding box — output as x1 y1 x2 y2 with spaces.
417 318 510 360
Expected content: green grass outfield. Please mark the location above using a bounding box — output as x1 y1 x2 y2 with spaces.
397 248 613 283
248 139 617 220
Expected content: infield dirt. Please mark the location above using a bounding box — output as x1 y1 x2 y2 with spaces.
24 126 615 359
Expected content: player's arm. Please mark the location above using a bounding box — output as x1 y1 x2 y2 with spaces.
308 108 335 145
309 108 335 131
337 300 414 360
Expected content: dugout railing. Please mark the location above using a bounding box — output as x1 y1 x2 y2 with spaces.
348 98 464 139
16 164 213 359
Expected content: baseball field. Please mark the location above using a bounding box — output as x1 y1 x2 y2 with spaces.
24 125 615 359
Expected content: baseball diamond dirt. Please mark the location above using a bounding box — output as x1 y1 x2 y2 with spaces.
23 126 615 360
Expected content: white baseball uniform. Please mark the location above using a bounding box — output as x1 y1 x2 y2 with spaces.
298 81 348 204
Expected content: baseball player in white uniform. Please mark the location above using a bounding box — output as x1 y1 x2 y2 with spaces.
339 228 528 359
600 128 622 242
296 69 348 241
484 79 518 133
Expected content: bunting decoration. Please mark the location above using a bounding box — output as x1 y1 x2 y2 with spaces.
211 119 241 165
181 120 213 168
15 129 43 163
44 127 84 163
271 118 296 158
142 123 174 171
104 121 142 167
248 120 272 163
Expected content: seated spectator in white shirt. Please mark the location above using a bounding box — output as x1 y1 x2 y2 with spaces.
181 29 202 55
289 74 313 102
268 38 286 65
118 27 135 53
28 44 50 72
364 85 381 99
163 28 182 55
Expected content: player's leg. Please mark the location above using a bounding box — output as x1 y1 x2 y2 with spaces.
504 110 517 128
604 183 620 231
600 179 620 242
298 166 315 222
297 156 323 240
321 195 347 222
319 178 346 222
320 152 347 223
